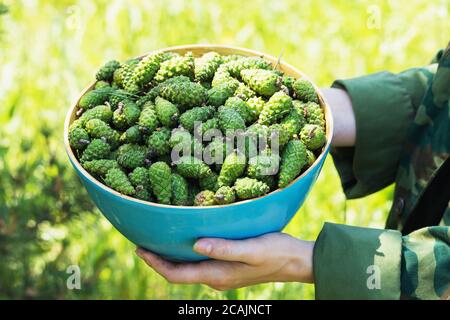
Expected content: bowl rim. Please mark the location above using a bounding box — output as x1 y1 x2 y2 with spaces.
64 44 334 210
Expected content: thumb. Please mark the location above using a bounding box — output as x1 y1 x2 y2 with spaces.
193 238 263 264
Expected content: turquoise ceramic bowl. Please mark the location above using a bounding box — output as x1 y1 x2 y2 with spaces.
64 45 333 261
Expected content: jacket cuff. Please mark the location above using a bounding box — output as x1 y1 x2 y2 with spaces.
313 222 402 299
331 71 415 198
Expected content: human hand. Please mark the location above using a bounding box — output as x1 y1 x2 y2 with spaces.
136 233 314 291
320 87 356 147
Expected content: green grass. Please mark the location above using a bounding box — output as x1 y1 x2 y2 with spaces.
0 0 448 299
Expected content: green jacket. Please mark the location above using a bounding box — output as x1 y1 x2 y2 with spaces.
313 43 450 300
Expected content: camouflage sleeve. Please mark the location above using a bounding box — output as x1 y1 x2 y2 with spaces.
330 65 436 199
313 222 450 299
400 224 450 299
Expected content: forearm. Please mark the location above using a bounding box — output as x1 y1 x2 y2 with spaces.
320 87 356 147
277 236 315 284
325 68 432 198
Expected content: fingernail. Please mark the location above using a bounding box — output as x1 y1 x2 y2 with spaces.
135 248 144 257
194 240 213 254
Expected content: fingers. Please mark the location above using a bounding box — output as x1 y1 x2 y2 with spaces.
193 237 264 265
135 248 228 286
135 233 297 290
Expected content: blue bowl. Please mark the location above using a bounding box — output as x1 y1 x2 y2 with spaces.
64 45 333 261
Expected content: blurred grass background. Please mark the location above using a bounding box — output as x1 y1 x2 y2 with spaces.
0 0 448 299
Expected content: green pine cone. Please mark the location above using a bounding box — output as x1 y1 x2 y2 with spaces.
108 89 134 111
85 119 121 148
122 61 141 94
199 172 219 192
83 159 120 177
135 94 153 109
155 52 194 82
234 82 256 100
221 54 243 63
303 102 325 130
147 127 171 157
246 97 265 118
149 82 164 98
206 80 239 106
214 186 236 205
169 128 203 157
69 127 90 151
138 104 160 134
305 149 316 168
123 100 141 124
218 107 246 133
158 75 207 109
224 57 272 78
241 124 271 159
116 143 148 170
81 139 112 164
122 82 140 98
241 69 281 97
246 122 270 143
113 68 125 88
268 123 291 148
112 59 138 88
171 173 189 206
234 177 269 200
241 132 261 159
203 138 233 167
224 96 255 123
79 104 113 126
104 168 135 196
258 91 293 125
280 101 306 137
278 139 307 188
218 151 246 187
247 152 280 180
161 52 180 61
79 88 113 110
194 52 223 82
134 185 152 201
95 81 111 89
175 156 212 179
131 52 165 87
120 125 143 144
211 66 234 87
282 76 295 94
194 117 220 137
148 161 172 204
128 167 150 189
293 78 319 103
112 100 141 130
194 190 216 206
96 60 121 82
169 127 192 148
69 119 84 132
300 124 326 150
179 105 216 132
112 107 127 130
155 97 179 128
